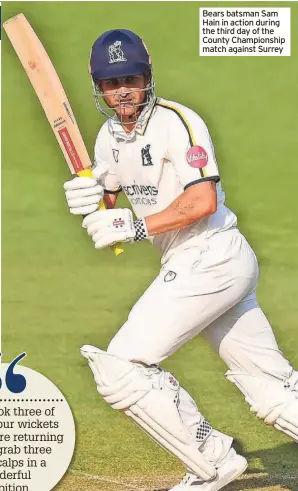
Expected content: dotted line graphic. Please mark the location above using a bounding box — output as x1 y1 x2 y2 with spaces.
0 399 65 402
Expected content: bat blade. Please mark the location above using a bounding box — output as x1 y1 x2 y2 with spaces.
4 14 123 256
4 13 90 174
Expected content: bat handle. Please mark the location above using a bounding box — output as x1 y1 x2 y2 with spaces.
77 169 124 256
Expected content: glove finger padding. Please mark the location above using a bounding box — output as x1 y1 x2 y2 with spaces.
65 184 104 200
94 232 128 249
64 176 98 190
64 176 104 215
69 204 100 215
82 210 105 228
85 219 111 236
67 195 103 208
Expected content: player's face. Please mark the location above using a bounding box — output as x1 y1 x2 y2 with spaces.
100 74 147 120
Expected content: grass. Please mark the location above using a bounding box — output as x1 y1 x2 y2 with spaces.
2 2 298 490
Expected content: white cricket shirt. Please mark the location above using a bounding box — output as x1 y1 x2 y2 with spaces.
94 97 237 262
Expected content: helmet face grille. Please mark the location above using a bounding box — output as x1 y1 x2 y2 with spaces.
91 76 156 125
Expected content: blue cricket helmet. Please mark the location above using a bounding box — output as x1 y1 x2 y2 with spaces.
90 29 151 81
89 29 155 124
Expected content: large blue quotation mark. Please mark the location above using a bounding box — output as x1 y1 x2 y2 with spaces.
0 353 27 393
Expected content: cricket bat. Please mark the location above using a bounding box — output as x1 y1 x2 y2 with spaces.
3 13 123 256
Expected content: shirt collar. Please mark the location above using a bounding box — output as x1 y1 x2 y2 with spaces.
108 98 157 142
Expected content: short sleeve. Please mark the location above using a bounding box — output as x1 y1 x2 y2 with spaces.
93 125 122 194
165 103 220 190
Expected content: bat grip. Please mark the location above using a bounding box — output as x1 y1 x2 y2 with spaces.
77 169 124 256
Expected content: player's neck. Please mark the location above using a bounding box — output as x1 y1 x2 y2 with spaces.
122 121 137 133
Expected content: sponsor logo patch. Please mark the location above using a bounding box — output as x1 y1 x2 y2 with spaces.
122 183 158 206
113 218 125 228
186 145 208 168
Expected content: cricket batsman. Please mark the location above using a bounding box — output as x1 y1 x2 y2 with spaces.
64 30 298 489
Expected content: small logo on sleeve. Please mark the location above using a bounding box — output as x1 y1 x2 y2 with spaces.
169 375 178 386
164 271 177 282
186 146 208 168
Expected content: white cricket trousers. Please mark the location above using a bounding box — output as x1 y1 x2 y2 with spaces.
108 228 293 381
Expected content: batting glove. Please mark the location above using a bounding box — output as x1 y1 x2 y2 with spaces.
63 175 105 215
82 209 148 249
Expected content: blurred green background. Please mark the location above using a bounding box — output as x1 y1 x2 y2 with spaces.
2 1 298 487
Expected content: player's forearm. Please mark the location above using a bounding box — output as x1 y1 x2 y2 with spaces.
144 183 217 236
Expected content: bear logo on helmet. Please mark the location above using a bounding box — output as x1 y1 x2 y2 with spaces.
108 40 127 64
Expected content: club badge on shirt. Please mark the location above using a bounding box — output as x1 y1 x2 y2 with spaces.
141 144 153 166
186 145 208 168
